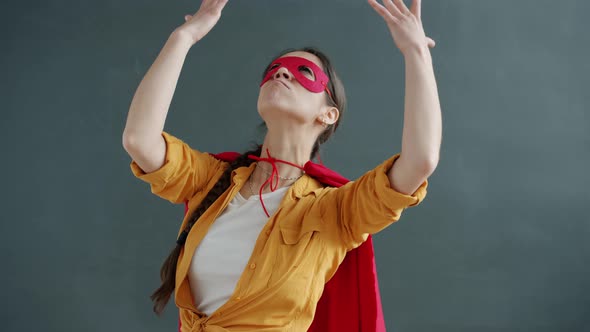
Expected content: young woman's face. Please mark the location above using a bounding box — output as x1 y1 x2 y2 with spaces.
257 51 334 128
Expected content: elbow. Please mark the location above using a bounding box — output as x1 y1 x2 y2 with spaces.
122 131 164 158
409 154 438 177
122 131 133 151
122 131 142 152
422 155 439 175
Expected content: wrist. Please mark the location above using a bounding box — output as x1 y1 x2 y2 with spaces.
171 28 200 47
402 45 432 64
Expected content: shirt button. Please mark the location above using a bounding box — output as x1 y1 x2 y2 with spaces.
265 229 271 236
249 263 256 270
235 296 242 301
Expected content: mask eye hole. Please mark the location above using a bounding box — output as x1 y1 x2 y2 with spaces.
298 66 315 80
266 63 280 74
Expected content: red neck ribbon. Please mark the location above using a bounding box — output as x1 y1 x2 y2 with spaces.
247 148 305 217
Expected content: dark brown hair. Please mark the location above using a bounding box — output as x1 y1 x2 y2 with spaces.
150 46 347 315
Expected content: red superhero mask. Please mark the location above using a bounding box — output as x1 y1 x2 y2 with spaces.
260 56 333 99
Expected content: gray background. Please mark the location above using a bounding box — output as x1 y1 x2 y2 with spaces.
2 0 589 331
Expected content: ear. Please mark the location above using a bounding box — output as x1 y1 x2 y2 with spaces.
317 106 339 126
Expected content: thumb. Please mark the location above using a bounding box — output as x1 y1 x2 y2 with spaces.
184 14 192 21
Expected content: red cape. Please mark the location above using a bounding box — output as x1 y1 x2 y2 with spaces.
179 151 386 331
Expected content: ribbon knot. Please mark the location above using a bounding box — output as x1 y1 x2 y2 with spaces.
247 148 305 217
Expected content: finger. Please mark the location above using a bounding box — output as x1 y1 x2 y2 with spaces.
392 0 412 16
410 0 421 19
426 37 436 48
382 0 405 19
214 0 229 10
184 14 192 21
368 0 401 24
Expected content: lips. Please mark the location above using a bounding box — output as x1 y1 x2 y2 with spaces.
272 80 290 89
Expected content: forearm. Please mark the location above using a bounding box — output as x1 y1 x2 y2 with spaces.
400 46 442 170
123 30 194 146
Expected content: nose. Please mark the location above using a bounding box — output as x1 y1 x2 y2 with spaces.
274 66 292 80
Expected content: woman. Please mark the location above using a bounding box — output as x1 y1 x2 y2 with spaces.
123 0 441 331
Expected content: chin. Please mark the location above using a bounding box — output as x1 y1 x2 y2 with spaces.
259 99 297 118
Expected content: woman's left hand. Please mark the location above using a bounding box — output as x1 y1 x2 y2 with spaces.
368 0 435 56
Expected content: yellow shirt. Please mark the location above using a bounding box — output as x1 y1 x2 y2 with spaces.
130 132 428 332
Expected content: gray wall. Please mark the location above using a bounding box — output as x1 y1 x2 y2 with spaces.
2 0 589 331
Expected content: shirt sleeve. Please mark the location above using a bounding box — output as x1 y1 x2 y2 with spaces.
129 131 223 204
315 153 428 250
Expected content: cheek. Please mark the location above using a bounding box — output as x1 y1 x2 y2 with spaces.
307 90 326 106
298 93 325 118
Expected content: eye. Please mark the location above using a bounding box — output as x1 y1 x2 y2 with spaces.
298 66 314 79
264 63 279 75
268 63 280 72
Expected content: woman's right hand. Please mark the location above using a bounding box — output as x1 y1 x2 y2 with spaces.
175 0 229 45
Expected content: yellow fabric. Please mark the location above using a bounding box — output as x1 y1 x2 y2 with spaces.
130 131 428 332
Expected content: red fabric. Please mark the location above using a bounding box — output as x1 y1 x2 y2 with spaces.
260 56 333 99
178 151 386 332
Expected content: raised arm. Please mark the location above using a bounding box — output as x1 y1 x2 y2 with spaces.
122 0 229 173
368 0 442 193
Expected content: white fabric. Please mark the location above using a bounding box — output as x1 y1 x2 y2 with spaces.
189 186 289 316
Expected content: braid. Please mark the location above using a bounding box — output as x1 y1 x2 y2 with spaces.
150 145 262 315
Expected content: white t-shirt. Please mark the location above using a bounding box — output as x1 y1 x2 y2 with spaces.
188 186 290 316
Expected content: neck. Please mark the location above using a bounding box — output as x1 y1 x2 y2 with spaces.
248 127 316 192
248 164 299 195
257 127 315 179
